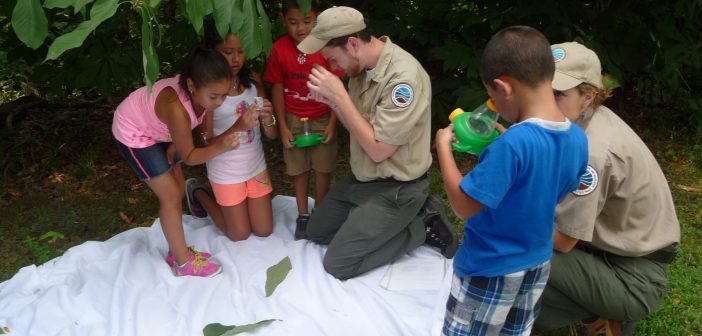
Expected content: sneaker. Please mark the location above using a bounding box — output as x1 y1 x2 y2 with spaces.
185 178 213 218
294 214 310 240
422 195 458 258
580 317 623 336
172 251 222 277
621 320 637 336
165 246 211 267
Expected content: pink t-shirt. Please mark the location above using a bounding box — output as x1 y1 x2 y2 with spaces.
112 76 205 148
264 35 344 119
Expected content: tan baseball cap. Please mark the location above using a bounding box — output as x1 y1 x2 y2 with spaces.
297 6 366 54
551 42 603 91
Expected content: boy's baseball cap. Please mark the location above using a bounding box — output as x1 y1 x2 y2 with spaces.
551 42 603 91
297 6 366 54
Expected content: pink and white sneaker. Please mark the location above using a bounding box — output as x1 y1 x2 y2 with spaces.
172 252 222 277
166 246 211 267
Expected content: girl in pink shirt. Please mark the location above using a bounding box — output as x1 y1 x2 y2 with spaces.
112 46 257 277
185 21 279 241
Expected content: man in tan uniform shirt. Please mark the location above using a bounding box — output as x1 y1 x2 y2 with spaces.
297 6 457 280
535 42 680 335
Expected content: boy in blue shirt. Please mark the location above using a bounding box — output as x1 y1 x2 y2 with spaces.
435 26 588 335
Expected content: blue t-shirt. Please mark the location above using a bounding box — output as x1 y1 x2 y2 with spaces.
453 119 588 277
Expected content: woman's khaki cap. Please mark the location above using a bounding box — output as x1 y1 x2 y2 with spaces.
551 42 603 91
297 6 366 54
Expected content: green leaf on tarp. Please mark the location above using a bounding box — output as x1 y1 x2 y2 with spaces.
11 0 48 49
0 325 10 334
265 256 291 297
45 0 119 60
202 319 279 336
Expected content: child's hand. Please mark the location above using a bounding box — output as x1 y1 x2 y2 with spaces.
435 125 457 149
494 122 507 134
166 143 177 165
322 121 336 144
219 132 241 151
257 98 275 125
234 104 256 130
279 125 295 149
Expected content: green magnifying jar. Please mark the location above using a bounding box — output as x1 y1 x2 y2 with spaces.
290 117 327 148
449 99 500 156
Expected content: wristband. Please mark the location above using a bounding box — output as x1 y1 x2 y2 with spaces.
263 115 277 128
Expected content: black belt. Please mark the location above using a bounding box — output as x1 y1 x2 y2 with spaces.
357 172 428 184
576 242 678 264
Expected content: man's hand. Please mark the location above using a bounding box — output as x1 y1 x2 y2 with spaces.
307 64 345 110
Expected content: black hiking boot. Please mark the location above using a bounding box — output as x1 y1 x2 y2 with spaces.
422 195 458 258
294 214 310 240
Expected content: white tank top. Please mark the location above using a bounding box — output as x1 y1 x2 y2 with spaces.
206 86 267 184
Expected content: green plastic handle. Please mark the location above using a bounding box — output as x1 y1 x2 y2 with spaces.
452 142 472 153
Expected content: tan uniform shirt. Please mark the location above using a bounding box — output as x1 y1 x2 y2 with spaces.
347 37 432 181
556 105 680 256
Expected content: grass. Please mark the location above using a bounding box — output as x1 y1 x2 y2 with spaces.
0 102 700 335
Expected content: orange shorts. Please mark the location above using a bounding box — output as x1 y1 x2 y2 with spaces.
210 170 273 206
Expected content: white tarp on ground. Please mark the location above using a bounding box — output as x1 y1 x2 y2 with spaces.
0 195 452 336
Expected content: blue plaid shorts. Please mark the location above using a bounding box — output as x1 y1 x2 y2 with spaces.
442 260 551 336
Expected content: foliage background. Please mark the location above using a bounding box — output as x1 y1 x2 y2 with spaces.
1 1 701 336
2 0 701 130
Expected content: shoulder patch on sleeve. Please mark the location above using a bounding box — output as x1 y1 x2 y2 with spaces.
572 165 599 196
390 83 413 108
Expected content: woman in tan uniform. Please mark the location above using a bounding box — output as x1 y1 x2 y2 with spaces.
534 42 680 336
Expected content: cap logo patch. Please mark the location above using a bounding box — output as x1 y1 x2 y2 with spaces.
391 83 413 108
552 48 566 63
573 165 598 196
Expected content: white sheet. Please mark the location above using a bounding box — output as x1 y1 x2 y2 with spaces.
0 196 453 336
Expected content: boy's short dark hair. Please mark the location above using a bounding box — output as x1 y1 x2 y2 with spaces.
480 25 554 89
282 0 320 14
326 24 372 48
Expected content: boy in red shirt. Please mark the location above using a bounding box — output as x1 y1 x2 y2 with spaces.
264 0 344 239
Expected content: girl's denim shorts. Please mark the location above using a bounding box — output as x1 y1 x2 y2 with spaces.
114 139 182 181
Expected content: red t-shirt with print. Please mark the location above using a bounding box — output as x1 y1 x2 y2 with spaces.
264 35 344 119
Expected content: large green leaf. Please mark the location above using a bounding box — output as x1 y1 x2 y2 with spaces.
256 0 271 55
72 0 94 14
184 0 213 35
11 0 48 49
212 0 234 40
43 0 94 14
139 6 159 92
265 256 291 297
229 0 243 36
202 320 279 336
297 0 311 15
45 0 119 60
238 0 261 59
43 0 76 9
